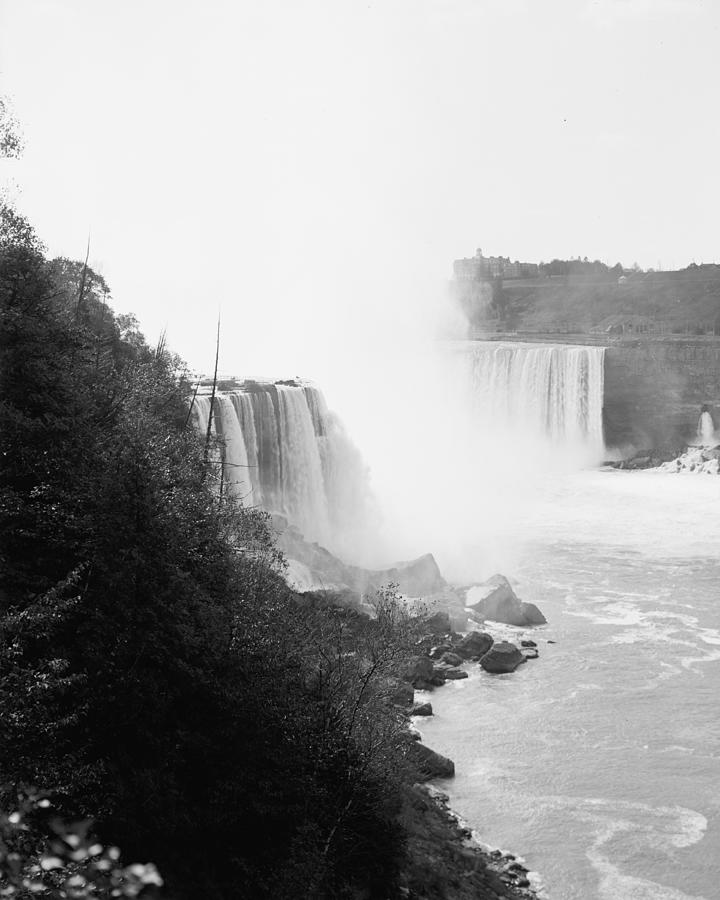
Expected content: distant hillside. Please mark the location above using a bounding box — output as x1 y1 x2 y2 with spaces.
454 264 720 335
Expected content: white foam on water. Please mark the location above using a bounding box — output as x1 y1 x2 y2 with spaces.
536 796 709 899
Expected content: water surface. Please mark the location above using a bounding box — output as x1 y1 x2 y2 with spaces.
417 470 720 899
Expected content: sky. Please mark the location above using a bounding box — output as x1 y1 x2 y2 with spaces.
1 0 719 378
2 0 718 573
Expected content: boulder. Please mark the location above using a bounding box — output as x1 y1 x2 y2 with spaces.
275 518 448 601
423 611 452 634
399 655 434 686
410 701 433 716
389 680 415 706
364 553 446 596
429 643 452 660
442 667 468 680
467 576 546 627
455 631 494 660
479 642 526 674
466 574 515 610
522 647 539 660
422 589 469 631
433 663 468 680
409 742 455 780
440 651 463 667
520 639 537 648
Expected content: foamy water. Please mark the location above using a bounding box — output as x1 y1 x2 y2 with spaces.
416 470 720 899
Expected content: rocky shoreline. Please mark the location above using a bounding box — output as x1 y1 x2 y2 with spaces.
390 577 547 899
605 442 720 473
284 517 548 898
401 784 543 900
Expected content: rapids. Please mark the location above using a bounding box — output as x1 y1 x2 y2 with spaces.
416 469 720 900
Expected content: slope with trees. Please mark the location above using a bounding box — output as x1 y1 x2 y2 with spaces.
0 201 432 899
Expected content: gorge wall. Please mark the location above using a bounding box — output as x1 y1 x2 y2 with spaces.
603 337 720 450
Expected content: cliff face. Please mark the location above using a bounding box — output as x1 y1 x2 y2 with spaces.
603 338 720 449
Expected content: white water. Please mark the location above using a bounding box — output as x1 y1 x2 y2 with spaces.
416 470 720 899
193 384 377 562
462 342 605 460
696 411 716 446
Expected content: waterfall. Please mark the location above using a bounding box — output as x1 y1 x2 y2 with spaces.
191 382 374 556
697 409 716 446
465 342 606 458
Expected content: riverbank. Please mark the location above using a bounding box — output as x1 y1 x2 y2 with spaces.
408 468 720 898
394 590 547 899
401 784 542 899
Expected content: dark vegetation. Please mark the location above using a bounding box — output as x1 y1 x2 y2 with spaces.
0 201 434 899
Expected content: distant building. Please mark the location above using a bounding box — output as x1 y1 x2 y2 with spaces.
452 248 538 281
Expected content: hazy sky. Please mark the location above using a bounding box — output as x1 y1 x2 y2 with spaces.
1 0 719 377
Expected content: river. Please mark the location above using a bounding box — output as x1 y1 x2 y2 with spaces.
415 468 720 900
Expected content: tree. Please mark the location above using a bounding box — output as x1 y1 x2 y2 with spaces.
0 96 24 159
1 207 422 899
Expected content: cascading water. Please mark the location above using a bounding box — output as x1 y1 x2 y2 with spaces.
464 342 606 459
696 408 715 446
192 382 374 559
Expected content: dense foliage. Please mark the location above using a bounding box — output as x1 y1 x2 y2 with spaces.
0 204 422 899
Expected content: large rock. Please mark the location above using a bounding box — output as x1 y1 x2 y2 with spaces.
432 663 468 681
479 641 526 674
440 651 463 667
423 611 452 635
274 516 447 599
421 589 469 631
429 643 452 660
409 742 455 780
364 553 446 596
441 667 468 680
454 631 494 660
466 574 515 610
410 701 433 716
400 655 434 686
389 680 415 707
466 575 546 627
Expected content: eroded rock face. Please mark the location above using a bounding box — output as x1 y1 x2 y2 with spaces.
410 701 433 716
367 553 446 597
275 516 448 598
454 631 494 660
466 575 546 627
479 641 526 674
409 742 455 780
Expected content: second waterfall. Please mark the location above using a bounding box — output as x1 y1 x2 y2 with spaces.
464 341 606 458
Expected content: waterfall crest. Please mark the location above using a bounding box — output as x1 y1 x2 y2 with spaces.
192 382 374 558
465 342 606 458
